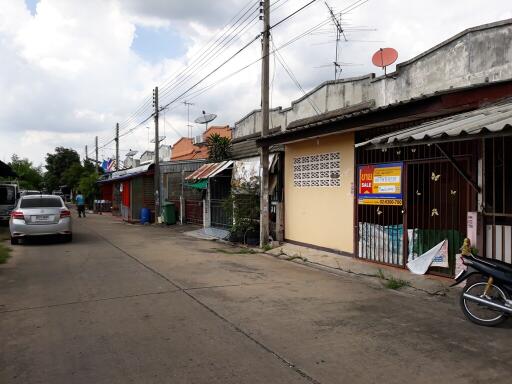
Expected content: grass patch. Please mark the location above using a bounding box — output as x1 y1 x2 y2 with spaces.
0 226 9 241
0 244 11 264
376 268 409 290
285 255 308 262
211 248 257 255
385 277 409 290
262 243 272 252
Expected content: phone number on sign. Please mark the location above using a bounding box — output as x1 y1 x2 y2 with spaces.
358 199 403 206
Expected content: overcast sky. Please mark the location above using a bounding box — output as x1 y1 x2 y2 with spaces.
0 0 511 166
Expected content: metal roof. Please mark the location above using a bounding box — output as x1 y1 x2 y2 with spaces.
356 99 512 148
185 160 233 181
98 163 154 183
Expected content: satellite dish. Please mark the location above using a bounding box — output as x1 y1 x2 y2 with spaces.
194 111 217 130
372 47 398 75
150 136 166 143
126 150 138 157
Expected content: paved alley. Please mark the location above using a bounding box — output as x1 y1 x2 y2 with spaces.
1 214 511 384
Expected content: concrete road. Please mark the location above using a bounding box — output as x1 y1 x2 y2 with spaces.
1 214 511 384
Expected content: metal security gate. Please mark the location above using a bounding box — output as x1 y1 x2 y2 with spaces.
356 141 477 276
166 171 203 225
406 157 471 276
483 136 512 263
209 174 232 229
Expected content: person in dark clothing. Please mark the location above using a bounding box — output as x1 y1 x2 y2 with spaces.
76 191 86 218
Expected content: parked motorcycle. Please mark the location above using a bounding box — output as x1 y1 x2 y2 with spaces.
452 253 512 326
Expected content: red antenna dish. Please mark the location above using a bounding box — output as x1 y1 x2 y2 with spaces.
372 47 398 75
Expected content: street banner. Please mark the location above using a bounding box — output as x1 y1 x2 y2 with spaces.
358 162 403 205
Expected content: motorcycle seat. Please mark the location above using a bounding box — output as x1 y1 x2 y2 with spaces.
473 254 512 274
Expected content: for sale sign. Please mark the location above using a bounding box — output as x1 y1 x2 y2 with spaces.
358 162 403 205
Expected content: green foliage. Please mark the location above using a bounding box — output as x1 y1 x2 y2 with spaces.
0 244 11 264
8 154 43 190
44 147 81 192
385 277 409 290
61 163 87 191
78 173 99 207
262 243 272 252
224 179 260 244
206 133 232 162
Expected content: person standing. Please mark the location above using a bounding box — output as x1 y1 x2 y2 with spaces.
76 191 86 218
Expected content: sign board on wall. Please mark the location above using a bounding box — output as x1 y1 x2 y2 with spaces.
358 162 403 206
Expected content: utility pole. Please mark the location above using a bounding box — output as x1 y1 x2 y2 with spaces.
85 145 88 162
95 136 99 175
153 86 161 222
115 123 119 171
259 0 270 247
183 101 194 138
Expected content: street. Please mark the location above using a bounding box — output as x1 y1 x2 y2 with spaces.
1 214 511 384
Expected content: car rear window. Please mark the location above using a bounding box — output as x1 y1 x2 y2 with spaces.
20 198 62 208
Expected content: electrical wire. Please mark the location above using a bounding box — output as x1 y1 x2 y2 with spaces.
92 0 368 150
271 34 322 115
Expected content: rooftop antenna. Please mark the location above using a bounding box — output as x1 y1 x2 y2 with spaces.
183 100 194 138
194 110 217 132
372 47 398 76
325 1 346 80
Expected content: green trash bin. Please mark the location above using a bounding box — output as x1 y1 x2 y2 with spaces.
162 202 176 225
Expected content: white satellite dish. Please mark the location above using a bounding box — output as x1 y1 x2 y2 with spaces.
194 110 217 130
126 150 138 157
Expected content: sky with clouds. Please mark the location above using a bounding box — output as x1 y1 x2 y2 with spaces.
0 0 511 166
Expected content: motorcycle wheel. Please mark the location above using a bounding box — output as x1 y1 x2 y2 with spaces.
460 280 509 327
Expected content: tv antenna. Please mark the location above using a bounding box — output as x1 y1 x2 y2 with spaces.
372 47 398 76
150 136 166 144
325 1 346 80
194 110 217 131
183 100 194 138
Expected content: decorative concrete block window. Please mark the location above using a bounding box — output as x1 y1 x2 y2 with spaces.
293 152 340 187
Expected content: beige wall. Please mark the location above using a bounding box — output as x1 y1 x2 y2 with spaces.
284 133 354 253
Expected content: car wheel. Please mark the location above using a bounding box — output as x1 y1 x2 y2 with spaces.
10 237 18 245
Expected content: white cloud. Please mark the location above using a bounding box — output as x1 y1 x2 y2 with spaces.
0 0 511 166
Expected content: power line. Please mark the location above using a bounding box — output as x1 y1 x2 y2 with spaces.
271 34 322 115
271 0 318 30
159 34 261 112
92 0 360 150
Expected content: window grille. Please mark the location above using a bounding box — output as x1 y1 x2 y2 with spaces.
293 152 341 187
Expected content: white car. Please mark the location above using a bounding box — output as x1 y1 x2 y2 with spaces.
9 194 72 245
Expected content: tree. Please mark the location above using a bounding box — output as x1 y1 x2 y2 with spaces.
206 133 232 162
8 155 44 190
44 147 81 192
78 173 99 209
62 163 85 191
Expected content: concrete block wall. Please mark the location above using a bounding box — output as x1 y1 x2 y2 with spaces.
233 19 512 139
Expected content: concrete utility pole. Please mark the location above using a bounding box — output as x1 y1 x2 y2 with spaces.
85 145 88 162
115 123 120 171
95 136 99 174
260 0 270 247
153 86 161 221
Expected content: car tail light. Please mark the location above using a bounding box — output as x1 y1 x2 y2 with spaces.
11 211 25 220
60 209 71 218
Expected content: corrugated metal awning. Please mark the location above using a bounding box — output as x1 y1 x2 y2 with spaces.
98 163 154 184
357 99 512 148
185 160 233 181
